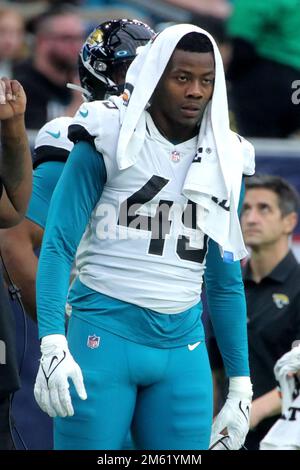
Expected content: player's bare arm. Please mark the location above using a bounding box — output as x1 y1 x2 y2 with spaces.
0 77 32 227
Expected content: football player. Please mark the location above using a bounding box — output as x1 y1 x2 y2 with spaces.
34 24 254 450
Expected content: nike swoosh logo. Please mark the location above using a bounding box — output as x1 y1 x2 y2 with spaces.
239 401 250 422
46 130 61 139
41 351 66 385
48 355 58 373
79 109 88 118
188 341 201 351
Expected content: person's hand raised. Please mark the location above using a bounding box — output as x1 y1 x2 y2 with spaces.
0 77 26 120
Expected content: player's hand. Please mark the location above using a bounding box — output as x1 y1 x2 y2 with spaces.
210 377 253 450
0 77 26 120
274 345 300 380
34 334 87 418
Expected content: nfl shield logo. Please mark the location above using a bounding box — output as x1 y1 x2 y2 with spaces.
171 151 180 163
87 334 100 349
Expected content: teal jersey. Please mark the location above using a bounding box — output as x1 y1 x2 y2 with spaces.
68 277 204 349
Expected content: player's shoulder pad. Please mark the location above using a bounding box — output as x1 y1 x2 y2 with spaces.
231 131 255 176
35 116 73 152
33 116 74 169
69 99 121 149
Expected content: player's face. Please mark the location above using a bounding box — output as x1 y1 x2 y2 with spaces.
241 188 293 249
150 49 215 141
111 61 132 86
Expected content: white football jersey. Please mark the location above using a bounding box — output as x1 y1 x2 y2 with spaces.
74 106 209 314
34 116 74 153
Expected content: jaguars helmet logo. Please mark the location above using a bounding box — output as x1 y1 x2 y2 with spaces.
87 29 104 47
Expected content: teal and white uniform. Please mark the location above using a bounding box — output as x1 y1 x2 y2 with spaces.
36 100 250 450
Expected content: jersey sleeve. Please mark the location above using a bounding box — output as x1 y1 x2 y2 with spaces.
36 141 106 338
26 161 65 229
204 179 249 377
68 99 121 179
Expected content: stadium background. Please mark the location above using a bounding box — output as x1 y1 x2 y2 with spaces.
1 0 299 449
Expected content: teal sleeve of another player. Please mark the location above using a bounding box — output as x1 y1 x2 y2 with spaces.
204 179 249 377
26 161 65 229
37 142 106 338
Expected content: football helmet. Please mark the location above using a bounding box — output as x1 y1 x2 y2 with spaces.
78 19 155 100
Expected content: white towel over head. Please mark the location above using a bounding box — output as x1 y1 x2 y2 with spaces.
115 23 255 261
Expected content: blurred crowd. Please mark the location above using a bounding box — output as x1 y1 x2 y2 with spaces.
0 0 299 138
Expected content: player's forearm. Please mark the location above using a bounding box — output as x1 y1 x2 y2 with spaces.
37 239 73 338
36 180 84 337
0 115 32 219
37 141 106 338
205 240 249 377
250 388 281 429
208 288 249 378
0 188 25 227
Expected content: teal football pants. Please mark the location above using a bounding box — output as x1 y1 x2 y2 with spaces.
54 315 213 450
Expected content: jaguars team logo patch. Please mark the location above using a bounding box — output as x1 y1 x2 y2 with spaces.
272 293 290 309
121 83 134 106
87 29 103 46
87 334 100 349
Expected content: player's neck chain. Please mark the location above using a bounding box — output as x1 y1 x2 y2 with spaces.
154 121 171 142
152 121 182 163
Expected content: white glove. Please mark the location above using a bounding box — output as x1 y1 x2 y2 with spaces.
210 377 253 450
274 345 300 416
274 345 300 381
34 334 87 418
